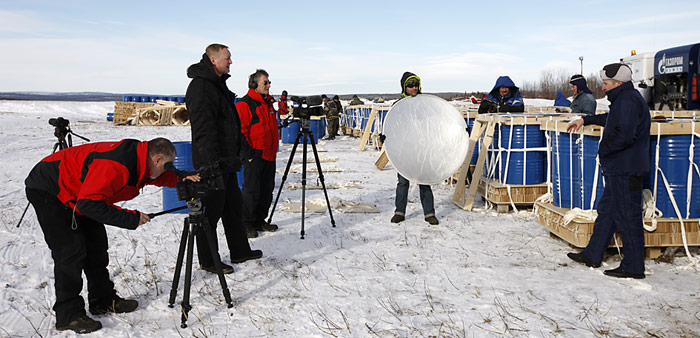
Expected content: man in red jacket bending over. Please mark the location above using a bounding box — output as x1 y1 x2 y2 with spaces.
24 137 198 334
237 69 280 238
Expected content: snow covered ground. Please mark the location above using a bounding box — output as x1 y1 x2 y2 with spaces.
0 100 698 337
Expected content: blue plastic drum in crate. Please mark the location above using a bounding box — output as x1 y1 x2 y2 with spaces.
466 117 479 165
497 124 545 185
575 135 604 210
550 131 577 208
162 142 194 213
648 134 700 218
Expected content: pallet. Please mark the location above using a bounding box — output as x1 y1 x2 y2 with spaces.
535 201 700 256
477 178 548 212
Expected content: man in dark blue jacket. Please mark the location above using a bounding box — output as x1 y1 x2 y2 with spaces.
478 76 525 113
566 63 650 279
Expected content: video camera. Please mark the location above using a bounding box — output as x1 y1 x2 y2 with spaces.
481 99 499 114
49 117 70 129
165 162 225 201
289 95 324 119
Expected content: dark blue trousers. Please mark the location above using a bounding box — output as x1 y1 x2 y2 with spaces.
394 173 435 217
582 175 645 274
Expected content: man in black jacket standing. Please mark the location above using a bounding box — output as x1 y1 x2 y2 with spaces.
186 44 262 274
566 63 650 279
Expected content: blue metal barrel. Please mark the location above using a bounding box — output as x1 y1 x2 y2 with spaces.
575 135 604 210
648 134 700 218
282 120 300 144
497 125 545 185
550 131 576 208
162 141 195 213
466 117 479 165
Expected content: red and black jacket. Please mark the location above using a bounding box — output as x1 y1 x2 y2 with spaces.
25 139 178 229
278 96 289 115
236 89 279 161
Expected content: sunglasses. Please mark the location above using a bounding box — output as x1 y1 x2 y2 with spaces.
406 83 418 88
263 80 271 85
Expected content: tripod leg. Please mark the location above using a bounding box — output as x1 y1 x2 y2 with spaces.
180 221 196 328
202 218 234 308
16 203 31 228
309 134 336 227
300 133 309 239
168 217 190 308
267 130 303 225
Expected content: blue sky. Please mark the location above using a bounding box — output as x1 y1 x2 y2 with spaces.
1 0 699 96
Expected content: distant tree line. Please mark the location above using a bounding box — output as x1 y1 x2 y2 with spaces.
520 68 605 100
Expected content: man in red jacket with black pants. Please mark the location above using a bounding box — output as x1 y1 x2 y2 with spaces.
237 69 280 238
24 138 197 334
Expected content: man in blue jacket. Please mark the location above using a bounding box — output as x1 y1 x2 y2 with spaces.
569 74 597 115
566 63 650 279
478 76 525 113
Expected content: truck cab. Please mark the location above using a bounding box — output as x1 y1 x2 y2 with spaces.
652 43 700 111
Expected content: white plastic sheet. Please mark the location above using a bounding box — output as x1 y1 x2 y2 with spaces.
383 94 470 184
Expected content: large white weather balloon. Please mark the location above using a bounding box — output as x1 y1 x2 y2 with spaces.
383 94 469 184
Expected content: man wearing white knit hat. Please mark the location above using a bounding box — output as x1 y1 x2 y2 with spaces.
565 63 650 279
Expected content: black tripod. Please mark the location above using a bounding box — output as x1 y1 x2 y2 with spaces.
17 119 89 227
268 118 336 239
168 198 233 328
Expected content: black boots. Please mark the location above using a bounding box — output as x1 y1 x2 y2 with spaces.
567 252 601 268
89 295 139 315
57 315 102 334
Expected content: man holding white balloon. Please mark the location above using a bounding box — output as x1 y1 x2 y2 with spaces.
389 72 438 225
381 72 470 226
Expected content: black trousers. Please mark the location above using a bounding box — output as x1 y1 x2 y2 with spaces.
241 158 276 228
196 173 252 266
26 188 116 326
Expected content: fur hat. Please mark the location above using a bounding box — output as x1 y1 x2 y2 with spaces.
600 63 632 82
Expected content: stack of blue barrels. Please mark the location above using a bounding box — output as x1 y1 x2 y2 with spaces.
281 118 325 144
122 95 185 104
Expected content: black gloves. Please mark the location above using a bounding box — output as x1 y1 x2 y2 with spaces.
379 134 386 143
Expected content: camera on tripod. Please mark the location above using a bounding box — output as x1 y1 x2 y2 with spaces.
49 117 70 128
289 95 324 119
171 163 226 201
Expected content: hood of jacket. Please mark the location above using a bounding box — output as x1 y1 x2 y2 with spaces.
400 72 422 97
489 76 519 97
187 53 230 84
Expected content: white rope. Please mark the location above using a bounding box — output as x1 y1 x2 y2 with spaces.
685 120 699 218
642 189 661 231
650 123 694 262
568 131 574 209
589 136 603 210
554 121 563 207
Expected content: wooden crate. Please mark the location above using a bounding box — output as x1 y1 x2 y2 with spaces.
535 201 700 250
113 101 154 124
478 178 548 212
